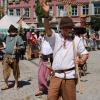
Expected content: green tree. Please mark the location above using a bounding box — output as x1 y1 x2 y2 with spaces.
35 0 48 27
90 16 100 31
18 24 24 37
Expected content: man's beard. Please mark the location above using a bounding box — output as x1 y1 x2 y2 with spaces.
62 32 75 41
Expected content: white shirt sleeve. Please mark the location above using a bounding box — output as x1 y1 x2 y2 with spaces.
2 42 6 48
77 39 88 55
46 30 56 50
41 40 53 55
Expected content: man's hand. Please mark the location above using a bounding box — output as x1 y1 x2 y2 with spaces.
73 54 89 65
39 0 49 15
14 45 18 50
73 57 80 65
39 0 53 37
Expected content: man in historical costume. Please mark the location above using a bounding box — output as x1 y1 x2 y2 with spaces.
1 25 24 90
40 1 89 100
35 31 53 96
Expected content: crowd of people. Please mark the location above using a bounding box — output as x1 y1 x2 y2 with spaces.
83 33 100 51
0 1 100 100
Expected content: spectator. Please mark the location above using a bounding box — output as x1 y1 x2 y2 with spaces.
1 25 24 90
35 31 53 96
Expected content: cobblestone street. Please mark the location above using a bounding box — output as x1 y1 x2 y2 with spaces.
0 58 47 100
0 51 100 100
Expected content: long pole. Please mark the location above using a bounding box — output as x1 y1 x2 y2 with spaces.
73 41 83 94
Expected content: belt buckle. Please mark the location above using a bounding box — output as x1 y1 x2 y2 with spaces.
64 72 66 79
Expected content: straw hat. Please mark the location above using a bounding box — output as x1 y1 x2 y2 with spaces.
74 23 86 35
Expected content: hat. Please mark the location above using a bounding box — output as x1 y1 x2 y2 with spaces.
8 25 18 33
74 23 86 35
74 22 86 29
60 17 74 29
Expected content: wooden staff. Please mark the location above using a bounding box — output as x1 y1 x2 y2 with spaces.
73 41 83 94
76 63 83 94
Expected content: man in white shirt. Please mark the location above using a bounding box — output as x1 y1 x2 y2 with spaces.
35 33 53 96
40 1 89 100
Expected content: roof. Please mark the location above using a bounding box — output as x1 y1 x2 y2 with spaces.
0 15 30 29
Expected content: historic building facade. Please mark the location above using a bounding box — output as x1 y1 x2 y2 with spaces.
2 0 100 26
0 0 4 18
7 0 36 25
91 0 100 15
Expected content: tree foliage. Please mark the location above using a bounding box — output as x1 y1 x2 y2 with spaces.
18 24 24 37
90 16 100 31
35 0 48 27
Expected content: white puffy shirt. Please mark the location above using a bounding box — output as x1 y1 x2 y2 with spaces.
47 32 88 79
41 37 53 55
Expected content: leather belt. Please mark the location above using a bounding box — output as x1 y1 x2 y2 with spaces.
54 67 75 73
41 54 49 61
41 54 53 61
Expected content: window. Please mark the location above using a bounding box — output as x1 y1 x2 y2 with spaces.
82 5 89 15
16 9 20 16
95 7 100 15
8 0 13 3
15 0 20 3
94 4 100 15
58 5 64 16
8 9 14 15
24 8 29 17
71 5 77 16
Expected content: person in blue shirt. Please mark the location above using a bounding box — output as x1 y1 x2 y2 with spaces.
1 25 24 90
